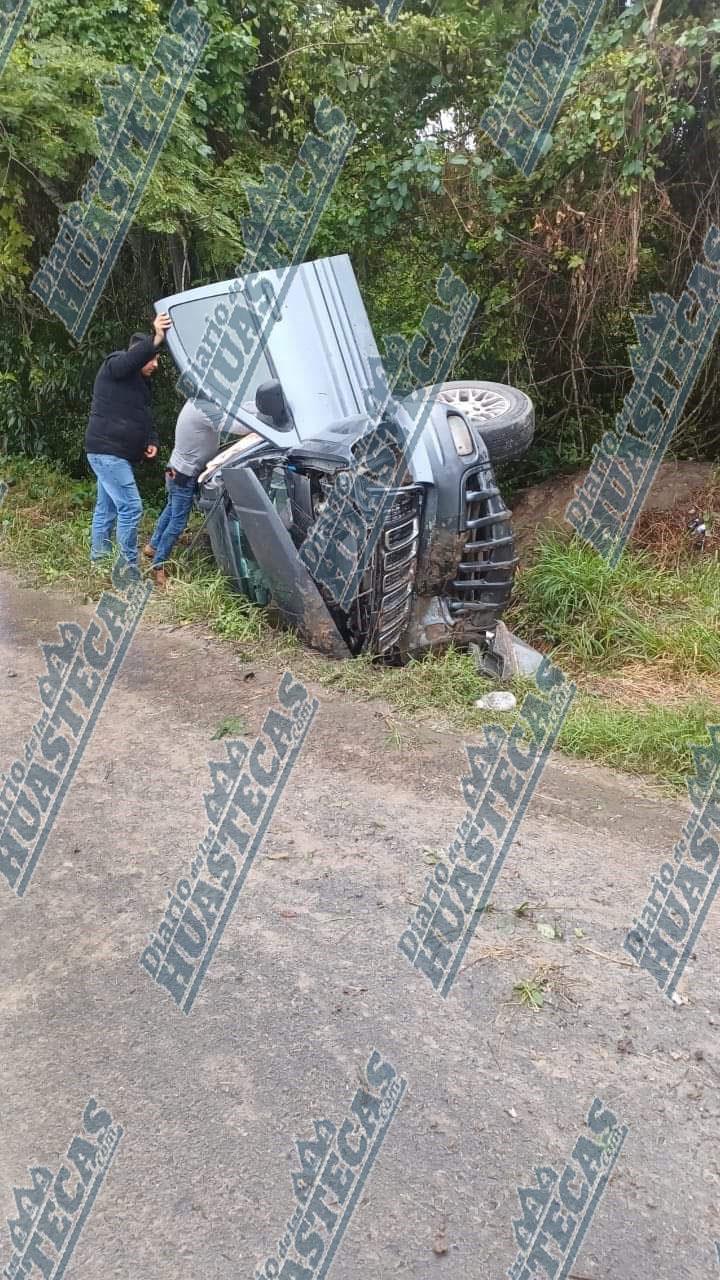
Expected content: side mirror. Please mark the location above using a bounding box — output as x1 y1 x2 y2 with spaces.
255 379 291 428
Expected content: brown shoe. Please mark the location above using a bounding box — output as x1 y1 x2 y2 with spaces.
152 567 167 591
143 543 155 560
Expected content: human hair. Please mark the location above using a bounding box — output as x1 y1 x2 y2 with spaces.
128 331 149 349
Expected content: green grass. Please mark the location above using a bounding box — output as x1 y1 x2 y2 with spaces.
509 533 720 673
158 564 281 648
1 456 718 788
559 696 716 789
0 457 282 644
513 976 548 1011
308 645 532 714
212 715 249 739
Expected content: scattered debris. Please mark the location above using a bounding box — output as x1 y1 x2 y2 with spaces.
469 625 544 682
536 921 563 941
508 633 545 677
687 510 707 550
432 1225 449 1256
631 476 719 568
475 691 517 712
480 621 519 680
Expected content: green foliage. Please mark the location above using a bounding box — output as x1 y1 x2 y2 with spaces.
0 0 717 478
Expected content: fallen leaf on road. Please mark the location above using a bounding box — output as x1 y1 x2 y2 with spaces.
537 922 557 940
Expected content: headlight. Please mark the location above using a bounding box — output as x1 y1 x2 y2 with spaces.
447 412 474 457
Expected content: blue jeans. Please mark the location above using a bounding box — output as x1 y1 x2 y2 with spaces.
149 473 197 567
87 453 143 567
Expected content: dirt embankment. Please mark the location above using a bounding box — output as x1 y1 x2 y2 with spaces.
508 460 720 714
510 460 718 560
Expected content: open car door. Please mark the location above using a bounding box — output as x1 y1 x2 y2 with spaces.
155 255 385 451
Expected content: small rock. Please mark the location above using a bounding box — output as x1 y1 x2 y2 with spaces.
432 1227 448 1256
475 691 517 712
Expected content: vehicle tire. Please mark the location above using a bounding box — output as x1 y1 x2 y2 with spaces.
434 380 534 464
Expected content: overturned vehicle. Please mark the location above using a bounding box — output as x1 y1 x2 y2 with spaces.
155 256 534 663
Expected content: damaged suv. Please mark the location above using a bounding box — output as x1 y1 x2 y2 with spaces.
155 255 534 662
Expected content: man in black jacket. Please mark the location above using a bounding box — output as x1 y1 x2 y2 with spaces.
85 312 172 567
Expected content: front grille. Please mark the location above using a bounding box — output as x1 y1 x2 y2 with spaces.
449 466 518 625
368 487 423 654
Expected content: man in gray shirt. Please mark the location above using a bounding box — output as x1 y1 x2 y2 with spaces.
144 395 226 587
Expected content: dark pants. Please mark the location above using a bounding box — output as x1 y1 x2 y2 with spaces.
149 472 197 567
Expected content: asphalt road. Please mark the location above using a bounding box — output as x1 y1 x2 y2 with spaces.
0 570 718 1279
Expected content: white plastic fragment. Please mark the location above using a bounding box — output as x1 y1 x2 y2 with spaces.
475 691 517 712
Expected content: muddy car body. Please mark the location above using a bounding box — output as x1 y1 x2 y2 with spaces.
155 255 534 661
